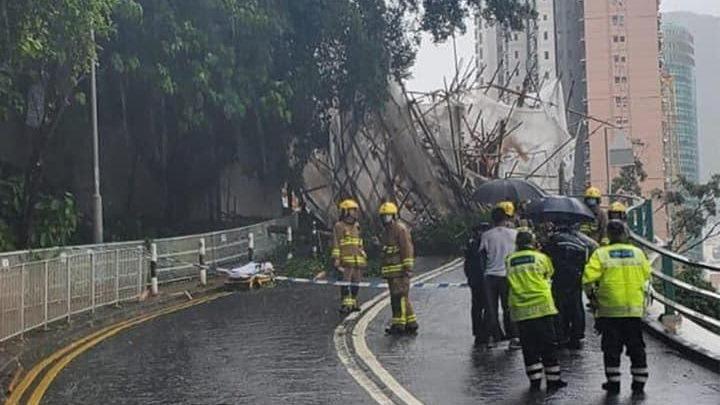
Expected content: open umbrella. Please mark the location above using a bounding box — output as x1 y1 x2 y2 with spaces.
523 196 595 223
471 178 546 205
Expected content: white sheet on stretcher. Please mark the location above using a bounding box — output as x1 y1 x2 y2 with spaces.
227 262 274 280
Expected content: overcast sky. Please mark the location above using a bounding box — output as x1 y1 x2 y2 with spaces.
407 1 720 92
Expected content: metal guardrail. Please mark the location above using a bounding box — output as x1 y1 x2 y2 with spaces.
0 215 296 343
623 197 720 333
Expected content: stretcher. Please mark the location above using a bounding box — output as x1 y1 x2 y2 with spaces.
224 261 275 289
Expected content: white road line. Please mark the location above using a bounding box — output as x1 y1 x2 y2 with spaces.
334 259 463 405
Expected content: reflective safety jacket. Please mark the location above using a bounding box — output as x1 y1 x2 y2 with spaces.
580 209 609 245
331 221 367 268
381 221 414 278
506 250 558 322
582 243 651 318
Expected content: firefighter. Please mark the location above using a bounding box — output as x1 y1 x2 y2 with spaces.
331 199 367 314
379 202 417 335
580 186 609 245
543 222 596 350
583 220 652 396
506 229 567 392
608 202 628 222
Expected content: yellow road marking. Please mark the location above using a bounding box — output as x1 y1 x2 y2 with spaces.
5 292 229 405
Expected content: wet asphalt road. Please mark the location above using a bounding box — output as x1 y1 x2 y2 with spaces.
367 266 720 405
41 259 718 405
41 258 448 405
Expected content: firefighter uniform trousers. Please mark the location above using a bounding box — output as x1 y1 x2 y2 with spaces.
506 250 562 386
599 318 648 388
381 221 416 329
331 221 367 309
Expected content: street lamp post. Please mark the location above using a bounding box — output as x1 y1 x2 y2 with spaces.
90 29 104 243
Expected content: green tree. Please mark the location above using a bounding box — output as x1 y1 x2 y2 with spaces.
0 0 118 247
660 175 720 254
611 158 647 196
675 266 720 334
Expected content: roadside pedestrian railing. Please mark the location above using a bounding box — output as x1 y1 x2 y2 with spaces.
625 198 720 334
0 215 296 343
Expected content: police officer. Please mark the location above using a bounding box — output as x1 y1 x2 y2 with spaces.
379 202 417 334
580 187 609 245
583 220 652 396
506 229 567 392
464 223 492 346
543 222 596 349
331 199 367 314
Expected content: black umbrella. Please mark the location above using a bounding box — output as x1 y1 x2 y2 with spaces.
471 178 546 205
523 196 595 223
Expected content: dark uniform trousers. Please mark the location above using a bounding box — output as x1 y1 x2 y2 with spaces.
599 318 648 386
517 316 561 383
552 286 585 343
470 281 490 341
486 275 518 340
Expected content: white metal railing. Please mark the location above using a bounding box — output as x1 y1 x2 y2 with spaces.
0 215 296 343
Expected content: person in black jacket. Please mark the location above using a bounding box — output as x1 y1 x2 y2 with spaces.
543 222 597 349
464 223 492 347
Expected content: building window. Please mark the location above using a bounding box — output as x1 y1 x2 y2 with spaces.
514 33 518 41
478 33 483 44
615 76 621 84
545 51 550 60
543 14 548 21
613 36 619 43
544 31 549 41
544 71 550 80
620 36 626 42
515 50 519 59
621 56 627 62
614 55 620 62
479 48 483 59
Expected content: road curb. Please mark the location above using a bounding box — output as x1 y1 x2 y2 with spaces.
643 317 720 373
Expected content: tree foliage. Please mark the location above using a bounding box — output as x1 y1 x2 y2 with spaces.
675 266 720 333
0 0 534 248
611 158 647 196
659 175 720 254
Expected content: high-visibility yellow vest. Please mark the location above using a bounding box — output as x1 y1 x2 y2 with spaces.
381 221 414 277
582 243 651 318
506 250 558 322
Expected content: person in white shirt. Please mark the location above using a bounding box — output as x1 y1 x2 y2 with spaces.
479 206 520 349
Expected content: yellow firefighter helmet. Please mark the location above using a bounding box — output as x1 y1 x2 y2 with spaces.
497 201 516 217
378 202 399 215
609 201 627 214
584 186 602 199
338 199 359 211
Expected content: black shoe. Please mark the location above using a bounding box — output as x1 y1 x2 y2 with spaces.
351 305 361 312
385 324 406 335
339 306 352 315
547 380 568 393
405 322 419 334
602 382 620 395
631 382 645 396
529 380 542 391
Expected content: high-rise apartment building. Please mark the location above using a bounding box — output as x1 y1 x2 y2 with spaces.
584 0 666 236
475 0 557 96
554 0 589 193
661 23 700 184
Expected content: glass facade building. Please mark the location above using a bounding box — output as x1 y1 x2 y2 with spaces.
662 23 700 184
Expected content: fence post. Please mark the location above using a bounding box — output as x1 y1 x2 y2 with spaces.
115 250 120 305
248 232 254 261
661 253 676 315
150 243 159 296
287 226 293 260
137 247 143 297
43 260 49 330
90 252 96 312
20 264 25 338
312 220 318 258
199 238 207 286
66 255 71 321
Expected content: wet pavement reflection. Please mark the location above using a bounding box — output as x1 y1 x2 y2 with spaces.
366 267 720 405
42 258 448 405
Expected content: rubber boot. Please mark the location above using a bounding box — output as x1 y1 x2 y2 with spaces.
547 380 568 393
529 380 542 391
631 382 645 397
602 382 620 395
385 324 406 335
